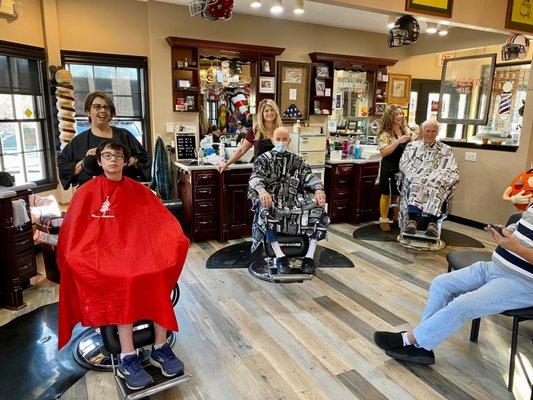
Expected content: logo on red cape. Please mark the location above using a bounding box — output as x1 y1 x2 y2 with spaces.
91 196 115 218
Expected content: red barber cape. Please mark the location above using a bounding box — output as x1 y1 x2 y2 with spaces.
57 176 189 348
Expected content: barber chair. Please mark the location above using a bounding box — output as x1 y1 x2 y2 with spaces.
71 197 183 370
394 172 450 250
248 234 314 283
99 285 191 400
74 284 180 371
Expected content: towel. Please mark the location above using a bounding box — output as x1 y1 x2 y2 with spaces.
12 199 30 228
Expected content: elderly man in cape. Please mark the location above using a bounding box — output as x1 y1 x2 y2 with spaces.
248 127 329 275
399 120 459 237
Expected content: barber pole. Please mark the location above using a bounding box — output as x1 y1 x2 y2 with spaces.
498 93 512 120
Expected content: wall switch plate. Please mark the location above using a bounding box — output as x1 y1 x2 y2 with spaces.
465 152 477 162
166 123 174 134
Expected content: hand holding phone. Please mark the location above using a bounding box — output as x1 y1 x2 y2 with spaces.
489 224 504 235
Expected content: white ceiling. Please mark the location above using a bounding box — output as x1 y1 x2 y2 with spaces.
162 0 396 33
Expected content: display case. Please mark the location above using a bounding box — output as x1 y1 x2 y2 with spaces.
171 45 199 112
309 56 334 116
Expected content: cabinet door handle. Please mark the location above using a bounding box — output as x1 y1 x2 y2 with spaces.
198 220 212 225
18 239 31 246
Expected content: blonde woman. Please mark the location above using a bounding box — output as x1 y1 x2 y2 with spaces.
377 105 416 231
218 99 282 172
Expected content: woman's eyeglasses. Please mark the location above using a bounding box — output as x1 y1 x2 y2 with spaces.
91 104 111 111
100 152 124 160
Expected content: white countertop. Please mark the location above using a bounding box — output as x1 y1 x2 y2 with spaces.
326 158 380 165
0 182 36 199
174 160 253 172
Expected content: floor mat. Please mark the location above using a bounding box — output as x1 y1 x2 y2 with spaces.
352 223 485 248
206 241 355 269
0 303 87 400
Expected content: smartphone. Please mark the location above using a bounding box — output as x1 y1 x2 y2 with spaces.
489 224 504 235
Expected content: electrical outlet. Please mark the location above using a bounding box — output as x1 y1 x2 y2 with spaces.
465 152 477 162
166 123 174 134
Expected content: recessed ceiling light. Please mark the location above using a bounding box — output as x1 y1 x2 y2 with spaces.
438 28 448 36
294 0 304 15
251 0 262 8
271 0 283 14
426 22 438 34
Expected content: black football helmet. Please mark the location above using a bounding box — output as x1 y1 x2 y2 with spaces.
387 15 420 48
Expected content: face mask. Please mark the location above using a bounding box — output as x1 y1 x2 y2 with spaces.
273 141 288 153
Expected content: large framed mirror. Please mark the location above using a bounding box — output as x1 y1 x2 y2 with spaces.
438 54 496 125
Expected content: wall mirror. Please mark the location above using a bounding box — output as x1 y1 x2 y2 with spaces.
438 54 496 125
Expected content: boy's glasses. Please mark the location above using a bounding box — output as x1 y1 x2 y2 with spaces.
100 152 124 160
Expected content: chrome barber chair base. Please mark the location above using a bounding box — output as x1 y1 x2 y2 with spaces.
74 327 176 371
248 258 313 283
396 234 445 251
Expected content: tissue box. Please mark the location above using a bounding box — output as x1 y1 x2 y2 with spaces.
330 150 342 161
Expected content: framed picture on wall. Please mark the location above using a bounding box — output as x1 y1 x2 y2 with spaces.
505 0 533 33
278 61 310 121
259 77 275 93
387 73 412 105
405 0 453 18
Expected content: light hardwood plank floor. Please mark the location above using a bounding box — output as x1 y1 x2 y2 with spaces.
1 222 531 400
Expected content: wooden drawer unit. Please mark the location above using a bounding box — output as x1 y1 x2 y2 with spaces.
325 164 354 223
194 171 217 186
0 186 37 309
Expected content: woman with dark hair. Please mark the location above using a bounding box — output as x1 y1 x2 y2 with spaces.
57 91 150 189
377 104 417 231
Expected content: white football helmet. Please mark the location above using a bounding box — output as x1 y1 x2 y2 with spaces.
502 34 530 61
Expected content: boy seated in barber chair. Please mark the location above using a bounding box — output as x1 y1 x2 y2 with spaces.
398 120 459 238
248 127 330 275
57 140 189 390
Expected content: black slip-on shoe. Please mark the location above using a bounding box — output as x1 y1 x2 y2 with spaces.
385 345 435 365
404 220 417 235
301 257 316 274
273 256 291 274
373 331 405 350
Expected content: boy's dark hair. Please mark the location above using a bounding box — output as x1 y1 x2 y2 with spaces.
96 140 130 161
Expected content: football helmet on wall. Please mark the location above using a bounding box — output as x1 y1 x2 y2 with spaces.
189 0 234 21
502 34 530 61
388 15 420 48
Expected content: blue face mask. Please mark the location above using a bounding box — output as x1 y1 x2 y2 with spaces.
274 141 288 153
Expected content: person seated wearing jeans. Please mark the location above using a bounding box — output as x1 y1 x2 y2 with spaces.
373 200 533 365
57 140 189 390
248 127 329 275
399 120 459 237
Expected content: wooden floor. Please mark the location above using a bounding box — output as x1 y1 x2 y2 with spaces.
2 221 532 400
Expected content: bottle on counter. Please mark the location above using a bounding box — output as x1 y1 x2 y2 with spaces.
354 138 361 159
184 58 189 68
197 148 204 165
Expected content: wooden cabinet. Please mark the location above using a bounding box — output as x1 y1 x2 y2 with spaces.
219 169 253 243
178 169 219 241
309 53 334 116
177 166 253 243
0 188 36 309
325 162 380 224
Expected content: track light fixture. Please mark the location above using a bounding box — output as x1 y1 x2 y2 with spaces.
270 0 283 14
251 0 262 8
426 22 438 34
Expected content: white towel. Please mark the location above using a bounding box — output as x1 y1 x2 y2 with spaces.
12 199 30 228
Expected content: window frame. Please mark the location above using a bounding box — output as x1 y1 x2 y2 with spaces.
60 50 152 154
0 40 57 192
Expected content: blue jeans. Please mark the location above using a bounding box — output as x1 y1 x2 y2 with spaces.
413 261 533 350
265 228 278 243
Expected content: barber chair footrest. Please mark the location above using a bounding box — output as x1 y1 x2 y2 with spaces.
114 367 191 400
396 234 445 251
248 258 313 283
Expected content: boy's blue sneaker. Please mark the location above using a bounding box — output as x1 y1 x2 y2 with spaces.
150 343 184 377
117 354 153 390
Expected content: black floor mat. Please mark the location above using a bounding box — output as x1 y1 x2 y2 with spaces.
206 241 355 269
0 303 87 400
352 223 485 248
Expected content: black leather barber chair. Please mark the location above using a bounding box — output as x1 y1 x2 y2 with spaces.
74 284 180 371
99 284 191 400
248 234 314 283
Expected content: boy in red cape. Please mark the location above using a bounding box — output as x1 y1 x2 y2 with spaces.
57 139 189 390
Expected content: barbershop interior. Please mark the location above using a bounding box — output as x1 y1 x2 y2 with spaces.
1 0 533 399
